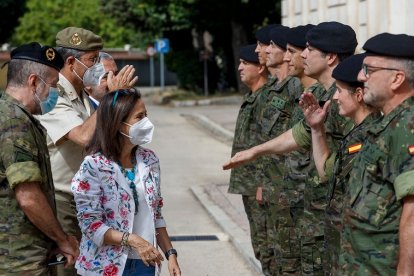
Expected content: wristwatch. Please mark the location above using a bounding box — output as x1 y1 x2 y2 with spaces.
165 248 178 260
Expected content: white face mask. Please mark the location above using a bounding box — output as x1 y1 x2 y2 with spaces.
83 62 105 87
121 117 154 145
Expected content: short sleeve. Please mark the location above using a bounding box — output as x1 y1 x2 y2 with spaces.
395 170 414 201
1 117 42 188
292 119 311 149
37 96 84 144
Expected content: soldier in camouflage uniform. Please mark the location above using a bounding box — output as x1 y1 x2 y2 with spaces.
223 22 357 275
0 42 79 275
228 44 270 273
339 33 414 274
272 24 318 275
299 53 381 274
253 25 302 275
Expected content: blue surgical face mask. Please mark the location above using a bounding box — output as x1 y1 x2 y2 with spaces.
35 76 59 114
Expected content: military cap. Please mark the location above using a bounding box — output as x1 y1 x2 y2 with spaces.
332 53 365 87
363 32 414 58
255 24 279 45
306 21 357 54
286 24 315 49
239 44 259 64
10 42 64 71
56 27 103 51
269 25 290 50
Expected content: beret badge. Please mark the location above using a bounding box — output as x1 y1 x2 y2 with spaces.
70 33 82 46
45 48 55 61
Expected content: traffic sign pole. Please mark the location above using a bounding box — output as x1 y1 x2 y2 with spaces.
160 53 165 90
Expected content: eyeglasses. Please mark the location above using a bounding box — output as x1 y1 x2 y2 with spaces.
361 64 400 78
112 88 138 107
37 76 57 88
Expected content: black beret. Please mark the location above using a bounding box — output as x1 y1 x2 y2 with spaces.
269 26 290 50
332 53 365 87
56 27 103 51
363 33 414 58
306 21 357 54
239 44 259 64
10 42 64 71
255 24 279 45
286 24 315 49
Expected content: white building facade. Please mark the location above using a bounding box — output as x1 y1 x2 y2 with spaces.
282 0 414 50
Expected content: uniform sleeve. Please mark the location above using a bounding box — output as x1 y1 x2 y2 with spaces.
395 170 414 200
1 118 42 189
323 152 337 180
71 157 110 247
38 96 84 144
292 119 312 150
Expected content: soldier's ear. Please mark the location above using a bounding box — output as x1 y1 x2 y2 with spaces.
354 87 364 103
27 74 38 90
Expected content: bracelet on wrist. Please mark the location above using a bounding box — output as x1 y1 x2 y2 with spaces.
121 232 130 247
165 248 177 260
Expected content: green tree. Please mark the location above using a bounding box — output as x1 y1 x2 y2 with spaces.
11 0 143 48
101 0 281 92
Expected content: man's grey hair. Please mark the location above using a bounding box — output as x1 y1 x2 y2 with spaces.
7 59 49 87
99 52 114 62
398 58 414 88
55 46 85 61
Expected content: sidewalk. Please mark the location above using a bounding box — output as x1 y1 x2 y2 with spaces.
166 97 263 274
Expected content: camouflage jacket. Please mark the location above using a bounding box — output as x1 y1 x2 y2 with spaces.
292 82 353 237
0 92 56 273
228 83 268 195
340 97 414 274
324 112 381 275
254 76 302 202
280 83 323 211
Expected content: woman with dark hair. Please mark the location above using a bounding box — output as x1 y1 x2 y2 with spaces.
72 88 181 276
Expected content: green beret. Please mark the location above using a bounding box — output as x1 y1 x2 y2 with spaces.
56 27 103 51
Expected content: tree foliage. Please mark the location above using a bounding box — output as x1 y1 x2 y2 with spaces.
11 0 144 48
100 0 281 92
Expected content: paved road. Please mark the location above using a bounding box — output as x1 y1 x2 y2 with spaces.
145 101 260 276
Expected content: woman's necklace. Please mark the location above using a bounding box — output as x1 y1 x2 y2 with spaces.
118 152 139 215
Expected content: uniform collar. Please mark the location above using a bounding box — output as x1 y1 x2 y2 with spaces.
368 96 414 135
58 73 80 101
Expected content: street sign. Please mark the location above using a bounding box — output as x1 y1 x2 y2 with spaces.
146 45 156 57
155 39 170 54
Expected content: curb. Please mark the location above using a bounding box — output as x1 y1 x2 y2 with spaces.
191 186 262 274
182 113 234 145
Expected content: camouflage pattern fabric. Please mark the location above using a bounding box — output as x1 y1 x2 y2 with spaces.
229 84 268 196
253 76 302 275
243 196 279 276
340 97 414 274
274 83 323 275
0 92 57 275
324 112 381 275
255 76 302 203
292 82 353 275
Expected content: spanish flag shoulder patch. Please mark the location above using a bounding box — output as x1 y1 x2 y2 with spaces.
348 143 362 154
409 145 414 155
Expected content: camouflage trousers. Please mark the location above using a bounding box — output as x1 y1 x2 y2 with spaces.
323 224 340 275
242 196 278 276
273 207 302 275
300 213 325 276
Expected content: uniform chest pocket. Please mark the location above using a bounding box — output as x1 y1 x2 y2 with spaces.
262 107 290 136
349 160 396 228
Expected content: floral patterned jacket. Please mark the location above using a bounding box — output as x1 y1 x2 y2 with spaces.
71 147 165 276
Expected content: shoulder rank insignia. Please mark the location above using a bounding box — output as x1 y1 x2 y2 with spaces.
348 143 362 154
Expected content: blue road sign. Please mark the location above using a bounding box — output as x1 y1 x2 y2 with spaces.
155 39 170 54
